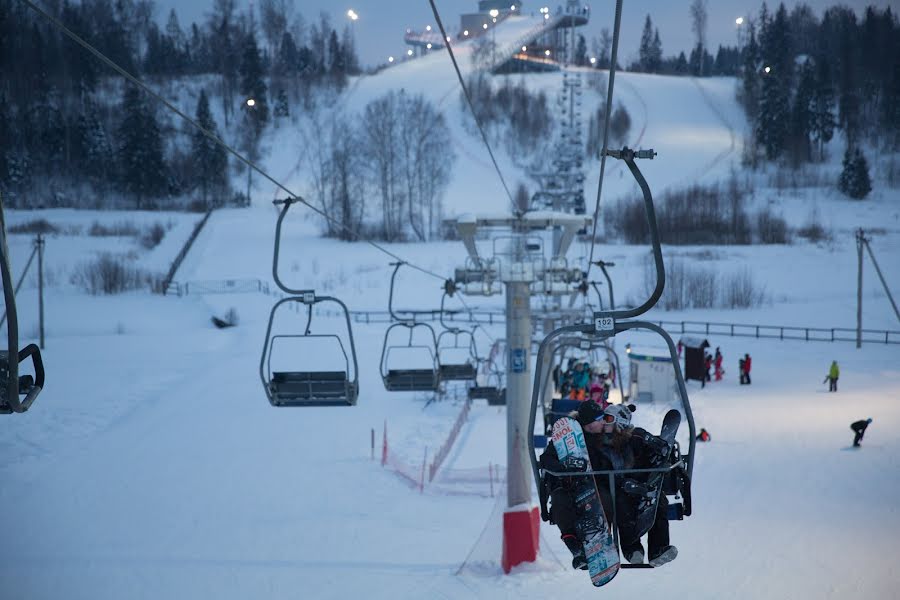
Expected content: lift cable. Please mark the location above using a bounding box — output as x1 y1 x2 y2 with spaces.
585 0 625 273
428 0 517 213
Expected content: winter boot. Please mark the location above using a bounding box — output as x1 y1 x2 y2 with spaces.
622 540 644 565
562 534 587 570
649 545 678 567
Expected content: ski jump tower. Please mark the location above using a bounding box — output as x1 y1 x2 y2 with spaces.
448 212 590 572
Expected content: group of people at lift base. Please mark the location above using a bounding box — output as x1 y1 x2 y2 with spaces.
554 358 616 405
539 400 679 571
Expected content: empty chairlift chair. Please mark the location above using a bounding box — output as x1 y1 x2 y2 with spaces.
260 293 360 407
437 328 478 382
380 322 441 392
259 198 360 407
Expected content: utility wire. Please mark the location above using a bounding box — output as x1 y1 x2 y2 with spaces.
20 0 448 283
427 0 517 212
586 0 624 273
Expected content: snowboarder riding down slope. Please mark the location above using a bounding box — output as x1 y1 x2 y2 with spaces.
539 402 678 570
850 418 872 447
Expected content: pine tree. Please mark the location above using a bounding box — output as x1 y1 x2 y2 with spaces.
117 86 167 207
675 51 688 74
811 58 836 161
275 31 299 77
76 104 113 184
274 88 289 118
650 30 663 72
239 31 269 129
755 5 792 160
165 9 186 75
328 30 345 80
884 60 900 148
639 15 654 72
191 89 227 207
340 24 359 75
838 147 872 199
0 96 11 185
575 35 587 67
788 61 815 164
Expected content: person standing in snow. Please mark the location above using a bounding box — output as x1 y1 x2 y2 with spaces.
825 360 840 392
741 354 752 385
850 418 872 447
539 402 677 569
713 348 723 381
702 353 712 388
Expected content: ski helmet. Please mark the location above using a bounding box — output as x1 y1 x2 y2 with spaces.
602 403 633 429
576 400 605 426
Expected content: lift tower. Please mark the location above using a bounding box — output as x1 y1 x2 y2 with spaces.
447 211 590 572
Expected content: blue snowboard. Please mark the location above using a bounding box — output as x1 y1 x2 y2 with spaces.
551 416 620 587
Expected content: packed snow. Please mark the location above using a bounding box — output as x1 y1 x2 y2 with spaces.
1 14 899 598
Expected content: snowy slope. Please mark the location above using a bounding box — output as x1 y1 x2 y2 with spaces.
1 42 899 598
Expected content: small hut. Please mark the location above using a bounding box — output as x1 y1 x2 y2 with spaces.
679 336 710 383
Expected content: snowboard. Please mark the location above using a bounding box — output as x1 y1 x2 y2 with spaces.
625 409 681 537
551 416 620 587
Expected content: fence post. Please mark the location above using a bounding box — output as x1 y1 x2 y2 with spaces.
489 463 494 498
371 428 375 461
381 420 388 467
756 325 759 338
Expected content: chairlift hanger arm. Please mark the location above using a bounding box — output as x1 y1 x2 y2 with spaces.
0 194 45 414
603 147 664 320
271 199 315 297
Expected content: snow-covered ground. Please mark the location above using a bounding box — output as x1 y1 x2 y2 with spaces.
2 18 899 597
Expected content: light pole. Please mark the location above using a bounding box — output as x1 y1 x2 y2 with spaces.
489 9 499 66
735 16 745 49
244 97 256 203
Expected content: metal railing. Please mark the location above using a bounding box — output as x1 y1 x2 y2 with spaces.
165 277 900 345
656 320 900 345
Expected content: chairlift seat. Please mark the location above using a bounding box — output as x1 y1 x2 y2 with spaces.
269 370 358 406
439 362 478 381
383 368 440 392
469 385 506 405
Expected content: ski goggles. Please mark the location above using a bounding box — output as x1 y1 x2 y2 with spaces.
595 413 617 424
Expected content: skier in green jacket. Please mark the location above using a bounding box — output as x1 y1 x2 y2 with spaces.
825 361 840 392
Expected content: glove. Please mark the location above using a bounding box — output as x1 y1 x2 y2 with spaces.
561 455 588 472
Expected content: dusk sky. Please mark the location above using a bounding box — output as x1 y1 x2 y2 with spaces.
157 0 888 68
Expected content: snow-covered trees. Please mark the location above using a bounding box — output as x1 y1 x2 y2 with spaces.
838 147 872 199
362 91 454 241
298 90 454 242
117 86 167 207
741 3 897 170
637 15 662 73
191 90 228 207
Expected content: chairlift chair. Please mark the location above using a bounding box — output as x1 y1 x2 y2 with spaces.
260 294 360 407
260 198 360 407
380 321 442 392
0 194 45 414
529 147 696 569
437 328 478 381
